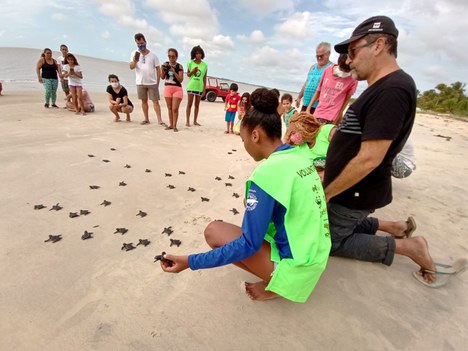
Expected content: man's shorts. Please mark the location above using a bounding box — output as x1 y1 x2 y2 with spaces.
225 111 236 122
61 79 69 93
137 84 160 101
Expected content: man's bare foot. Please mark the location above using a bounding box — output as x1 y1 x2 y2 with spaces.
397 236 436 284
245 281 279 301
194 122 201 126
186 123 190 127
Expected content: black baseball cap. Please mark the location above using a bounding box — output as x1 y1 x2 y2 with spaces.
334 16 399 54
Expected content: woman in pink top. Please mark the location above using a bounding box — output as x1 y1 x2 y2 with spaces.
307 54 358 125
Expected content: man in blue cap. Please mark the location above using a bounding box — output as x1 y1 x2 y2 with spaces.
323 16 442 287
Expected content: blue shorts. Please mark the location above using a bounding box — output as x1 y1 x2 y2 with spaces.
225 111 236 122
187 90 202 96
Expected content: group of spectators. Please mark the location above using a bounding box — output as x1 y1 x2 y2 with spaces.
160 16 459 302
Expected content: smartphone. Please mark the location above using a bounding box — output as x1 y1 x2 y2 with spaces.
134 52 141 61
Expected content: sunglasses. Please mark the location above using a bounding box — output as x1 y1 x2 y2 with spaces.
316 52 329 60
347 39 377 60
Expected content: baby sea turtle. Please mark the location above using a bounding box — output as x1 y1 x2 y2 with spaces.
230 208 239 215
80 209 91 216
88 154 95 158
121 243 136 251
167 184 175 189
81 231 93 240
215 176 222 181
232 193 240 198
179 171 186 175
102 159 110 163
124 164 132 168
201 197 210 202
136 210 147 217
165 173 172 177
187 187 196 192
114 227 128 235
137 239 151 247
119 181 127 186
110 148 116 151
154 252 174 266
145 169 152 173
232 149 237 152
34 204 46 210
44 234 62 243
69 212 79 218
227 152 232 154
225 183 232 187
100 200 111 206
161 226 173 235
49 203 63 211
170 239 182 247
89 185 100 190
228 175 235 180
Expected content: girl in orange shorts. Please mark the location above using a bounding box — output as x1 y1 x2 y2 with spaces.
161 48 184 132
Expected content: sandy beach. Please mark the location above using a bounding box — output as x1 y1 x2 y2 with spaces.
0 79 467 350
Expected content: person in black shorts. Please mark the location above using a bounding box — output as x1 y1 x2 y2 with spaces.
324 16 446 288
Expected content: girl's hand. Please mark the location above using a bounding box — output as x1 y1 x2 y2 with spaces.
38 77 43 83
160 254 189 273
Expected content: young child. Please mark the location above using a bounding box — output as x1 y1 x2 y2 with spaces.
224 83 241 134
62 53 86 115
281 93 297 128
234 92 251 135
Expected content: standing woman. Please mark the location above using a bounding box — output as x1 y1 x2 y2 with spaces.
62 53 86 115
161 48 184 132
185 45 207 127
36 48 61 108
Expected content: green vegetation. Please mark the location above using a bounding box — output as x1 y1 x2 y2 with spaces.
417 82 468 117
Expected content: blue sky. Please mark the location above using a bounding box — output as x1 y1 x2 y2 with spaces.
1 0 467 93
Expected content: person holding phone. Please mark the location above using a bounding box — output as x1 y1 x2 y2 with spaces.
161 48 184 132
185 45 207 127
129 33 165 126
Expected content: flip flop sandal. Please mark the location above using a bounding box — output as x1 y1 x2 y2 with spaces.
433 258 467 274
412 270 450 288
140 120 150 125
404 216 417 238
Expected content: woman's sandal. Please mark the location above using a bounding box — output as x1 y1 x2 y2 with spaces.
140 120 150 125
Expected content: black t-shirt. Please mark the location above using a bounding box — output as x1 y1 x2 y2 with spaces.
106 85 133 107
324 70 416 210
162 62 183 87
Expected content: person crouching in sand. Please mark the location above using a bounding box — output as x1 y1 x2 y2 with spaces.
106 74 134 122
161 88 331 303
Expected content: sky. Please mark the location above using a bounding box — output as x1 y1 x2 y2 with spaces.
1 0 467 94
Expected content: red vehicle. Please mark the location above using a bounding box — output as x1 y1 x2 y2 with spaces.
202 77 230 102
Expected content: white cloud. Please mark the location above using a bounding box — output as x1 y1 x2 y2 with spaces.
237 30 265 44
51 13 67 22
101 31 110 39
275 11 312 39
236 0 296 13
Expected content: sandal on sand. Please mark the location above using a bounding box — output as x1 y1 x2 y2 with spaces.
140 120 150 125
194 122 201 126
173 128 179 132
115 118 121 122
413 258 467 288
412 271 450 288
164 126 173 130
404 216 417 238
159 122 167 126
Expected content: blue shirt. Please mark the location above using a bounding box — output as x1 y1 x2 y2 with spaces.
188 145 293 270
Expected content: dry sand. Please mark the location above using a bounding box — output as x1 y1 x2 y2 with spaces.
0 87 467 351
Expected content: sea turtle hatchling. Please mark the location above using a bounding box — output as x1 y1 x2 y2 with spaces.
154 252 174 266
114 228 128 235
137 239 151 247
110 148 116 151
179 171 186 175
170 239 182 247
88 154 95 158
167 185 175 189
102 159 110 163
121 243 136 251
165 173 172 177
89 185 100 190
100 200 111 207
81 231 93 240
215 176 222 181
44 234 62 243
225 183 232 187
124 164 132 168
161 226 173 235
230 208 239 215
69 212 79 218
136 210 147 217
145 169 152 173
119 181 127 186
228 175 235 180
187 187 196 192
80 209 91 216
49 203 63 211
232 193 240 198
34 204 46 210
201 197 210 202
